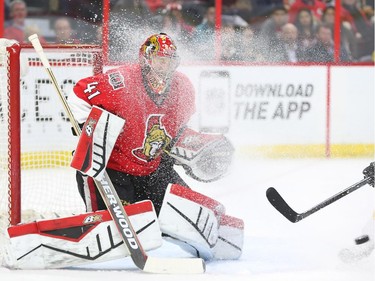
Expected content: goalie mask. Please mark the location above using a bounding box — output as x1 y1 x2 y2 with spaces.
139 33 180 95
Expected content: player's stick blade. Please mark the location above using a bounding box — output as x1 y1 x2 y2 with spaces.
266 187 301 223
143 257 205 274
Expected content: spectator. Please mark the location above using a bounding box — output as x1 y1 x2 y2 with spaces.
252 0 286 18
235 25 265 62
144 0 165 12
258 5 289 55
4 0 27 42
24 24 45 43
341 0 374 61
111 0 153 35
112 0 153 22
288 0 327 23
270 23 306 62
321 6 358 60
178 0 210 26
191 5 217 60
304 23 351 62
110 0 154 61
221 24 238 61
294 8 317 51
362 1 374 22
53 17 80 44
93 24 102 45
4 0 11 21
80 0 103 23
4 0 46 43
159 2 194 45
222 0 254 23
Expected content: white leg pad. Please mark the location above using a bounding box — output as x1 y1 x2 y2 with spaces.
212 214 244 260
158 184 226 260
2 200 162 269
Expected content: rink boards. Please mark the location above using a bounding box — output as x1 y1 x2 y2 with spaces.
18 64 374 165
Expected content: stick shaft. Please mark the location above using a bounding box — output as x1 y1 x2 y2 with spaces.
267 177 371 223
298 177 370 220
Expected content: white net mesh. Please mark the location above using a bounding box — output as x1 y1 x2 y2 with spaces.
0 44 102 228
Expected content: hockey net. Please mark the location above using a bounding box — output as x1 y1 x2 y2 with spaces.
0 39 102 233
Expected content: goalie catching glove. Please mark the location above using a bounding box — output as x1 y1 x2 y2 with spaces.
168 128 234 182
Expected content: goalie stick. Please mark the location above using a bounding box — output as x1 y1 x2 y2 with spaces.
266 177 371 223
28 34 205 274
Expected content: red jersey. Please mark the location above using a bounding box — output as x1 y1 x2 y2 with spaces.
3 26 24 43
4 25 47 44
70 64 195 176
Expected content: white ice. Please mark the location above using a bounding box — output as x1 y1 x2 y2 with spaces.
1 157 374 281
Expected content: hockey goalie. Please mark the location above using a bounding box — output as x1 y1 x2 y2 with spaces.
2 33 244 269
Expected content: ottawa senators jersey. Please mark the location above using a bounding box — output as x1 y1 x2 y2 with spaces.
69 63 195 176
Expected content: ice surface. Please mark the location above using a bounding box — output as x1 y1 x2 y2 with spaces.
1 157 374 281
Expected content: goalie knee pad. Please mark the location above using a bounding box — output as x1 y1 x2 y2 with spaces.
158 184 244 260
2 200 161 269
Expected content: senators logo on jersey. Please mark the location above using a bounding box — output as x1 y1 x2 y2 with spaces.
132 115 171 162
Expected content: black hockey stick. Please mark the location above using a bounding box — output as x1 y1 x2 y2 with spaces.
28 34 205 273
266 177 371 223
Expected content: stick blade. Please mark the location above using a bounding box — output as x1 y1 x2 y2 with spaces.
143 257 205 274
266 187 300 223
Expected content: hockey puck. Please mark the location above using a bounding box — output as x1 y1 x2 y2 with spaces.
355 235 370 245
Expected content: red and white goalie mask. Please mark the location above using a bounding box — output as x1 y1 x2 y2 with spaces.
139 33 180 95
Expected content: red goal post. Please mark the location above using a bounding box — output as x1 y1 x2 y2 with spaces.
0 39 102 227
0 39 21 226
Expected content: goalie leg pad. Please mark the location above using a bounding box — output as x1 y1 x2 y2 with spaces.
164 214 244 260
212 214 244 260
158 184 226 260
2 200 161 269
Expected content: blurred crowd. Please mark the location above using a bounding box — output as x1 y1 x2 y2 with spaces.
3 0 374 63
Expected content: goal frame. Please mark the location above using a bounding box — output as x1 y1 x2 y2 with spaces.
3 42 102 226
5 42 21 226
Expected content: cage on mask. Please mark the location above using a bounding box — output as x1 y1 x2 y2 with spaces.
139 33 180 94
